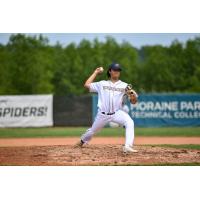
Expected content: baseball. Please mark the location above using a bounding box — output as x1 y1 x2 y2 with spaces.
99 67 104 72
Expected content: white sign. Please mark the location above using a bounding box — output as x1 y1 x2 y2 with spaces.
0 95 53 127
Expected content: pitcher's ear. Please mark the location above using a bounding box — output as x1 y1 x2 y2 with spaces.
107 69 111 78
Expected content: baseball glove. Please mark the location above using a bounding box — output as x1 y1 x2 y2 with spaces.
125 84 138 104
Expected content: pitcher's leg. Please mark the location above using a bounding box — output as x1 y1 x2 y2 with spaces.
81 113 107 143
124 119 135 147
112 110 135 147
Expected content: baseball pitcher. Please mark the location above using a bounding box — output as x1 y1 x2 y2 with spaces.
75 63 138 153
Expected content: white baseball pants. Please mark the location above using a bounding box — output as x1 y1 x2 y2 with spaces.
81 109 135 147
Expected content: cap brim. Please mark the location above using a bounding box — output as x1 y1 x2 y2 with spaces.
112 67 122 71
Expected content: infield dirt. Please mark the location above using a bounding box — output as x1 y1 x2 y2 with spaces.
0 137 200 165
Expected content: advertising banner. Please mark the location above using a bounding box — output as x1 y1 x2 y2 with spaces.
92 94 200 127
0 95 53 127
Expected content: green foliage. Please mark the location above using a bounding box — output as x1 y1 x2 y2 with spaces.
0 34 53 94
0 34 200 95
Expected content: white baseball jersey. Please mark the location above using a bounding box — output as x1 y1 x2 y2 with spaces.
89 80 128 113
81 79 136 147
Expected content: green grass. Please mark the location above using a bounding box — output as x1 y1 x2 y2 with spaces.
148 144 200 150
136 127 200 137
112 162 200 166
1 160 199 166
1 162 200 166
0 127 200 138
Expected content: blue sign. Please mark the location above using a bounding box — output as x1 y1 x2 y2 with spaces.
92 94 200 127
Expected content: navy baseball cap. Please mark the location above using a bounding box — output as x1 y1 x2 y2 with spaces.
108 63 122 71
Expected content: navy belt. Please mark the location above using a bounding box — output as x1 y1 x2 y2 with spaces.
101 112 115 115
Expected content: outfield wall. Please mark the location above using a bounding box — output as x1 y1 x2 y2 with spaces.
0 95 92 127
0 95 53 127
1 94 200 127
92 94 200 127
53 95 92 126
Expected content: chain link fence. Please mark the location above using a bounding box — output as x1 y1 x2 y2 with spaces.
53 95 92 126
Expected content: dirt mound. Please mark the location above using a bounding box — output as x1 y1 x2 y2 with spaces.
0 145 200 166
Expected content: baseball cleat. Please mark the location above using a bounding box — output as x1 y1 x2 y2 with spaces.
74 140 85 148
123 145 138 153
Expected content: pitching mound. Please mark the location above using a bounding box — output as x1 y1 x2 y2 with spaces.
0 145 200 165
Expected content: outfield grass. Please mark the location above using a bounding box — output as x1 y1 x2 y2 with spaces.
148 144 200 150
0 127 200 138
1 162 200 166
116 162 200 166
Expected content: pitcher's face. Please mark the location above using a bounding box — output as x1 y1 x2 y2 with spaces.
110 69 121 80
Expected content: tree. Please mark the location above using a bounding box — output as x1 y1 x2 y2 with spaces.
0 33 200 95
4 34 54 94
